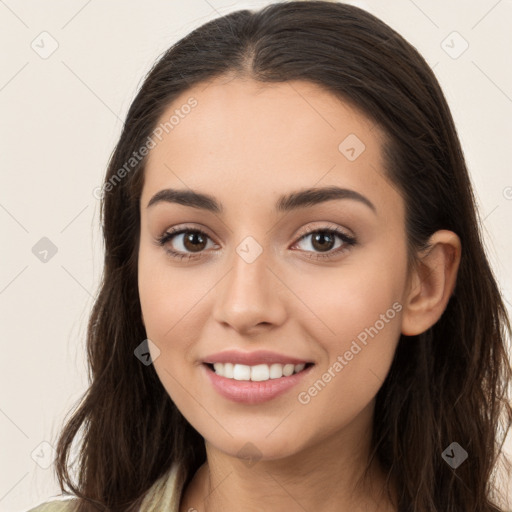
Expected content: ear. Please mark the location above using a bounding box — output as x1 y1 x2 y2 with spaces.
401 230 461 336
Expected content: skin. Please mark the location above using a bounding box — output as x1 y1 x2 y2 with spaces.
137 76 461 512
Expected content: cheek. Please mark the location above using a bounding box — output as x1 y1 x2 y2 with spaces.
138 244 202 340
292 241 405 409
137 250 196 408
137 246 213 395
294 240 406 342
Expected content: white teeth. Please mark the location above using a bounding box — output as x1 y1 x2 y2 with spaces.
224 362 234 378
269 363 283 379
251 364 269 381
233 364 251 380
210 362 308 381
282 364 295 377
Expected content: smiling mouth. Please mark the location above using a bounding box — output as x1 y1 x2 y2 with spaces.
204 362 314 382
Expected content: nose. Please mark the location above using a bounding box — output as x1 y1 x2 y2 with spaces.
211 241 288 335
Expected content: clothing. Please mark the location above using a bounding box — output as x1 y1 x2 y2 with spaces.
26 462 184 512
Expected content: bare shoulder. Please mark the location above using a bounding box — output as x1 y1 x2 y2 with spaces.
26 499 77 512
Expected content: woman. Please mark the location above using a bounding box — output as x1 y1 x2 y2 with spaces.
28 1 512 511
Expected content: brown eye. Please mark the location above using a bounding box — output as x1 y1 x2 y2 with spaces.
156 225 356 262
181 231 208 252
156 228 215 259
294 228 355 256
310 231 336 252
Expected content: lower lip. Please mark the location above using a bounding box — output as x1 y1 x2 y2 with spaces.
203 363 314 404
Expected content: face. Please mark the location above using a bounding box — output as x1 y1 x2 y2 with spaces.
138 77 409 461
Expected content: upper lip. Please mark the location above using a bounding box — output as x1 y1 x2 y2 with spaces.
202 350 313 366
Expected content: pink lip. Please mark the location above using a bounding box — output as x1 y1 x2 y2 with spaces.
202 363 314 404
202 349 312 366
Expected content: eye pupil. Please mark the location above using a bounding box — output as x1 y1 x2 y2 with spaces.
184 231 207 252
312 232 335 252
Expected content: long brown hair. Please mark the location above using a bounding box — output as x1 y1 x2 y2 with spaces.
54 2 512 510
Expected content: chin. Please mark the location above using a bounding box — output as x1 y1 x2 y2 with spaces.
202 425 311 463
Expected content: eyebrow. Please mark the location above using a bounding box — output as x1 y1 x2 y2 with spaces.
146 185 376 214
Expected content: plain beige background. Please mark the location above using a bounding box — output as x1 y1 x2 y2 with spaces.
1 1 511 511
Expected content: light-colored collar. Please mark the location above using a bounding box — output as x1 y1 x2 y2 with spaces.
139 462 186 512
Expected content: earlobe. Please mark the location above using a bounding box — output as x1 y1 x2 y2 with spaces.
401 230 461 336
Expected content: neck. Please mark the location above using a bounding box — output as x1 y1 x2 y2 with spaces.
204 451 394 512
181 406 398 512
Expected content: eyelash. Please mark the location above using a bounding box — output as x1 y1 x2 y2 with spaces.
154 225 357 262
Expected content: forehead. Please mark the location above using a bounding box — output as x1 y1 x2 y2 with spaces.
141 77 396 216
